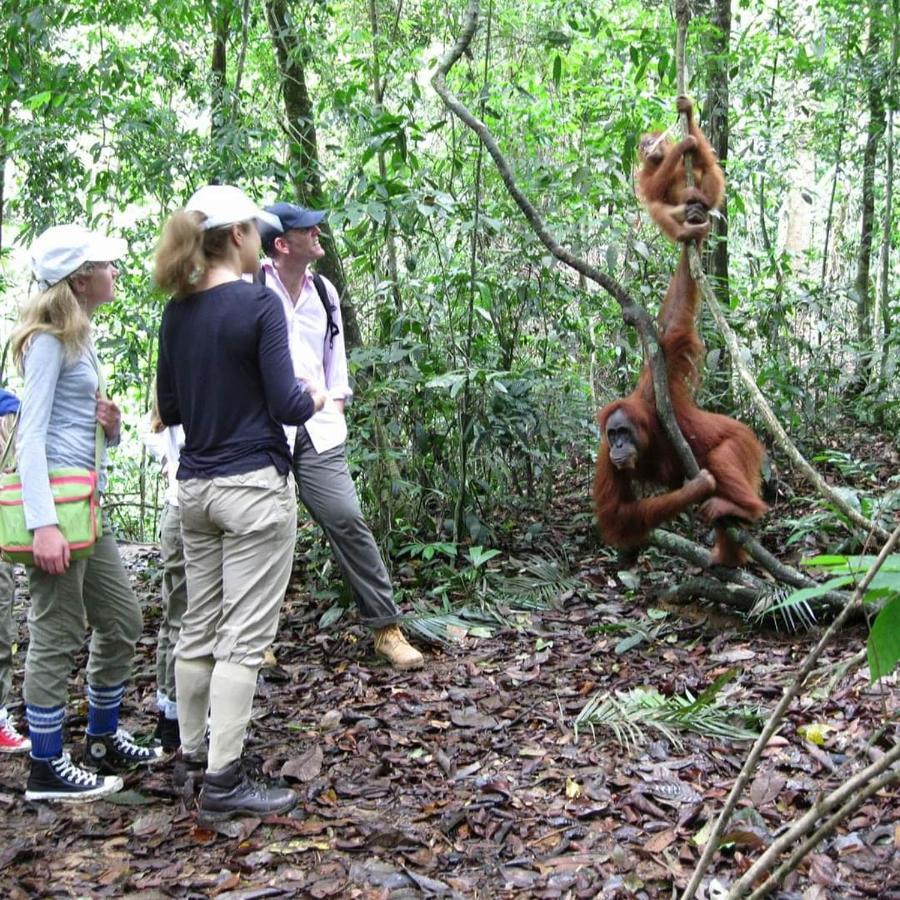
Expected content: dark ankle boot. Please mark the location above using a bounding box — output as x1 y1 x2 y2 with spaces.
198 759 297 821
173 748 207 790
154 712 180 753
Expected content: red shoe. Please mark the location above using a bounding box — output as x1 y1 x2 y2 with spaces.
0 716 31 753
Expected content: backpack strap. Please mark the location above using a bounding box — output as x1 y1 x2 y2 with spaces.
312 274 340 350
258 265 339 350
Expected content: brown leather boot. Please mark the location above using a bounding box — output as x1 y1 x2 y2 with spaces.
373 625 424 670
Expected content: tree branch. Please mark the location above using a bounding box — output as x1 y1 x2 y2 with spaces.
431 0 702 491
731 740 900 898
681 521 900 900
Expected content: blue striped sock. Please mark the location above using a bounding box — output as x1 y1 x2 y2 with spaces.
26 704 65 760
86 683 125 736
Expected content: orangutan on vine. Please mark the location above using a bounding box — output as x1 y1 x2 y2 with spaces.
637 95 725 244
593 246 767 567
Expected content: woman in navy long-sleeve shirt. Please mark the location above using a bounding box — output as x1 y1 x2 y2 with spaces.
154 184 324 823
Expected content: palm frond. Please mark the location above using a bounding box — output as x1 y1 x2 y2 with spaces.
587 614 673 654
748 583 818 632
574 684 758 751
402 605 495 645
487 556 580 609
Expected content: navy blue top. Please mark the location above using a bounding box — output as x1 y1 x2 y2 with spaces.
157 280 314 479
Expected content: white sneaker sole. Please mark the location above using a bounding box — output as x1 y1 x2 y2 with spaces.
25 775 124 803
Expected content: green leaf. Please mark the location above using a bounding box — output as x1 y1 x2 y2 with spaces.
617 570 640 590
771 575 854 611
614 632 646 654
868 594 900 683
367 201 387 225
803 554 900 573
105 789 153 806
467 546 501 567
679 668 737 714
552 54 562 88
318 603 345 629
426 372 466 394
25 90 52 109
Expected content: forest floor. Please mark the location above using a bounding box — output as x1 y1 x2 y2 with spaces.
0 439 898 899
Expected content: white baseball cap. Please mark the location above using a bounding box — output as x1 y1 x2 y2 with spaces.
30 224 128 288
185 184 283 233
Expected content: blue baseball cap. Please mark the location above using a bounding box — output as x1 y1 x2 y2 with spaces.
260 203 326 252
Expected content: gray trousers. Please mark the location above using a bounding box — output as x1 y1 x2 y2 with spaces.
293 427 400 629
156 503 187 702
0 561 16 709
24 531 143 708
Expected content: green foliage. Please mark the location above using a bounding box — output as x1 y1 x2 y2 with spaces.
778 554 900 683
586 609 675 654
0 0 896 550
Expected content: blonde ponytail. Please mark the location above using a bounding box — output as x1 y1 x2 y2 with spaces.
154 209 253 298
154 210 206 297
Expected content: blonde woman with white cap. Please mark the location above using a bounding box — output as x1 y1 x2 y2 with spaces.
155 185 325 821
11 224 163 803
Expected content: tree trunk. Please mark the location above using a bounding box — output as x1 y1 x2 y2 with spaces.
0 101 8 253
820 99 847 292
702 0 731 308
875 0 896 386
853 0 886 357
265 0 361 348
210 0 230 143
367 0 403 313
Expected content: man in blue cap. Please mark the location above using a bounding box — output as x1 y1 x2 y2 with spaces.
0 389 31 752
258 203 423 669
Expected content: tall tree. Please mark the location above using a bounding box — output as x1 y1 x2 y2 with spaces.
367 0 402 312
702 0 731 308
853 0 886 355
874 0 897 384
209 0 231 144
265 0 361 348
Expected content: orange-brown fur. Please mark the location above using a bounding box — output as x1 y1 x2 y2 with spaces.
593 247 766 566
637 96 725 244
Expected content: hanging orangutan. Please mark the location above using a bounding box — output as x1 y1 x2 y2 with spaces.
637 96 725 244
593 246 767 567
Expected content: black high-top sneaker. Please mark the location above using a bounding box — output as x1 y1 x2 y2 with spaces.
84 728 165 774
26 753 124 802
199 759 297 822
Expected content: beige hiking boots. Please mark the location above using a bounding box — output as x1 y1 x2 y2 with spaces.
373 625 424 669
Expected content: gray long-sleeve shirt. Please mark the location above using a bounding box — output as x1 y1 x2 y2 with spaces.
16 333 108 530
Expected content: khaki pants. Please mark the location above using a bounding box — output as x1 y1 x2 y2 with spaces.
156 503 187 701
0 561 16 709
24 531 143 708
175 466 297 668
